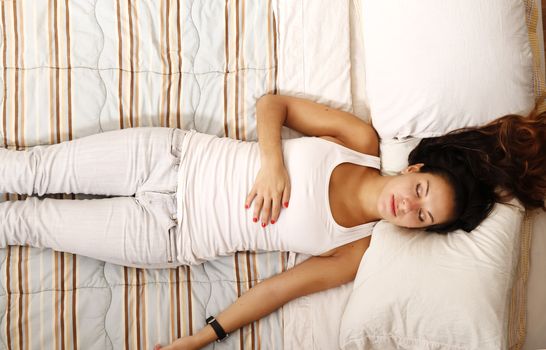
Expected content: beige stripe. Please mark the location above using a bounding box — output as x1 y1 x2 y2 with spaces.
47 0 55 144
169 268 175 342
165 0 173 128
53 252 59 350
245 252 255 350
175 266 181 338
240 0 247 142
72 255 78 350
116 0 124 129
123 267 129 350
142 271 148 350
272 11 278 94
133 269 139 349
127 0 135 127
176 0 182 128
1 3 7 147
62 254 67 350
24 248 30 350
223 0 229 137
11 0 19 149
15 247 22 350
252 253 261 349
178 267 186 336
159 0 166 127
5 246 12 350
266 0 271 93
234 0 240 140
53 0 61 143
233 253 244 348
186 266 193 335
64 0 73 140
134 0 140 127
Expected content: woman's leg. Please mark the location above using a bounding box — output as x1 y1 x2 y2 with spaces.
0 192 179 268
0 127 182 196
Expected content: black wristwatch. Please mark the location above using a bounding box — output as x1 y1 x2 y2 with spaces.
206 316 230 342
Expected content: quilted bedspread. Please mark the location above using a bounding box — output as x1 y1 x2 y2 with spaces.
0 0 354 349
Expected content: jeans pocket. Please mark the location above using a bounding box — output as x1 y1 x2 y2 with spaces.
167 225 177 263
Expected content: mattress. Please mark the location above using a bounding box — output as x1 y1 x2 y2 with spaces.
0 0 355 349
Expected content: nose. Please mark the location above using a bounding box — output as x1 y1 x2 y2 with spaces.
399 197 419 214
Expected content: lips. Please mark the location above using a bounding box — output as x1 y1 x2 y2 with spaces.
391 195 397 217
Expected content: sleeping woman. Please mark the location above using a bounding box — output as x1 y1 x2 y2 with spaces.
0 95 544 350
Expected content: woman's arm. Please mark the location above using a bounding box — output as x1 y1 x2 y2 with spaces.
156 237 371 350
246 95 379 225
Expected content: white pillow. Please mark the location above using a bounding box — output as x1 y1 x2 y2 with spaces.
360 0 535 139
339 203 524 350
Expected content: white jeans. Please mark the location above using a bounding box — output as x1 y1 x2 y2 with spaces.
0 127 186 268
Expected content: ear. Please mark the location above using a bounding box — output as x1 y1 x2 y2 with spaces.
401 163 424 174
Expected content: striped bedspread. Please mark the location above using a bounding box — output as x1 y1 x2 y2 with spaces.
0 0 355 349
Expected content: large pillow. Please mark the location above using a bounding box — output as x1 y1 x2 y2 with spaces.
339 202 524 350
360 0 536 138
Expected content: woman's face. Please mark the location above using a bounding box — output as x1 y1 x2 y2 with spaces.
377 164 456 229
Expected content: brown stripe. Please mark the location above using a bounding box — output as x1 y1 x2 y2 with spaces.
136 269 141 350
60 254 66 350
24 248 30 350
127 0 135 127
223 0 229 137
64 0 73 140
234 0 240 140
53 0 61 142
1 3 7 147
186 266 193 335
6 247 12 350
116 0 124 129
12 0 19 149
72 256 78 350
165 0 172 128
175 267 181 338
176 0 182 128
124 267 130 350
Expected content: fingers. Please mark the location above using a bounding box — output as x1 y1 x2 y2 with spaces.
282 183 291 209
252 195 264 224
261 198 272 226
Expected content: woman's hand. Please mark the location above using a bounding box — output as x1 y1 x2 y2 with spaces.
245 161 291 226
154 336 199 350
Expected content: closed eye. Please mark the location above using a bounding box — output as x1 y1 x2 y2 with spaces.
418 209 425 222
416 183 421 197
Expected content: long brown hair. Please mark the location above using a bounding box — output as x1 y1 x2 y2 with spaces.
409 111 546 233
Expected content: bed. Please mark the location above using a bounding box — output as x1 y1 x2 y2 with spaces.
0 0 545 349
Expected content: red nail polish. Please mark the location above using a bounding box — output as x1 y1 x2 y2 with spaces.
284 202 289 208
261 222 267 228
271 219 276 224
245 204 249 209
253 217 258 223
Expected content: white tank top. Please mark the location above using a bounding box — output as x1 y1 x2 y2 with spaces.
175 130 380 265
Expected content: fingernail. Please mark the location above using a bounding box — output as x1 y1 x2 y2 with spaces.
261 222 267 228
253 217 258 223
245 204 249 209
284 202 289 208
271 219 276 224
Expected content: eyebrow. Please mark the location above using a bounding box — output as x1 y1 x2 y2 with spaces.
426 180 434 223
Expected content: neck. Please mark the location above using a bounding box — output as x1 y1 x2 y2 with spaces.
355 171 391 222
